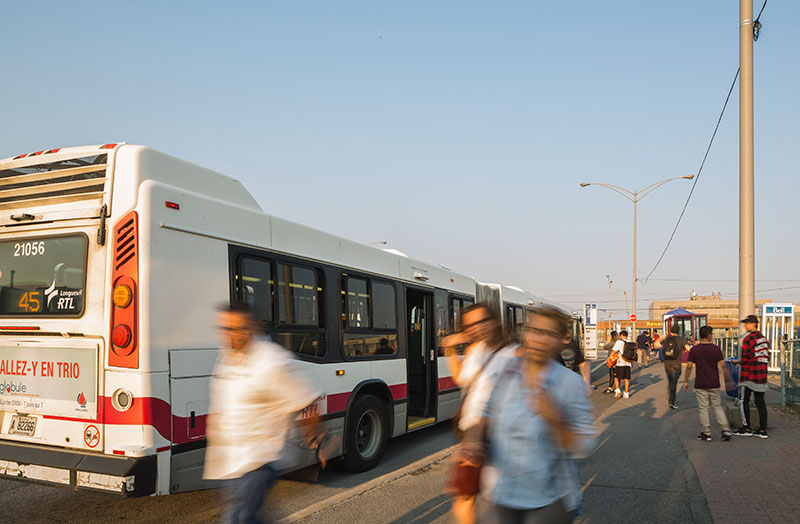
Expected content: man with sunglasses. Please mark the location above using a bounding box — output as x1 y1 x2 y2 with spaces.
204 303 323 524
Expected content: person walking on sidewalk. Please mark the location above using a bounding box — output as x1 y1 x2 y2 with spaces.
602 331 619 394
443 303 515 524
477 306 596 523
612 330 632 399
636 329 652 368
655 325 688 409
204 304 324 524
558 334 593 394
682 325 733 442
731 314 770 438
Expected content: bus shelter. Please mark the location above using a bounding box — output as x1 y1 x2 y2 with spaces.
759 304 795 372
662 308 708 344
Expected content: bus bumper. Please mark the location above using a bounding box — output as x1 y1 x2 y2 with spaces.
0 440 156 497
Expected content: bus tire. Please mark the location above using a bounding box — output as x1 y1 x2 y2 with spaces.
338 394 389 472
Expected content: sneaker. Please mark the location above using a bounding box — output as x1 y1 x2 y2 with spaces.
614 389 621 398
623 391 630 399
722 431 732 441
696 433 712 442
734 427 752 437
754 429 769 439
669 403 678 409
603 387 614 394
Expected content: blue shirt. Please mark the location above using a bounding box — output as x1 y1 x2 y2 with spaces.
481 358 596 510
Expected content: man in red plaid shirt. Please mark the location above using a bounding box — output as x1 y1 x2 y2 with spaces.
732 315 770 438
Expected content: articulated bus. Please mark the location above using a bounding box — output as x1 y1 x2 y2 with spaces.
0 144 576 497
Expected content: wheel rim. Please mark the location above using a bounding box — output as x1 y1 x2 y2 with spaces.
355 409 382 458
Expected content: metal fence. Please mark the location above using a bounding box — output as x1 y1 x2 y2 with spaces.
782 339 800 404
714 337 739 360
713 337 800 407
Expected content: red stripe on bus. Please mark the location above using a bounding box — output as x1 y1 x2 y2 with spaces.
389 383 407 400
42 384 413 445
327 392 350 413
438 376 458 392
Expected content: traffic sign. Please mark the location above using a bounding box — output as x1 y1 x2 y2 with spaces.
630 314 637 322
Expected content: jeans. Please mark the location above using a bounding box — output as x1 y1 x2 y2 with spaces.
607 367 615 388
665 364 681 405
742 386 767 430
695 388 730 434
492 499 575 524
225 463 278 524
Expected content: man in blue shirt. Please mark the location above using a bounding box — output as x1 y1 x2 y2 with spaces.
477 306 596 522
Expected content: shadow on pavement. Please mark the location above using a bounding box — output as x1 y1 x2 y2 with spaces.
577 366 712 524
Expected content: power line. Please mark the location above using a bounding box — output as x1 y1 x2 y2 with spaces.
644 278 800 283
643 68 738 282
644 0 768 283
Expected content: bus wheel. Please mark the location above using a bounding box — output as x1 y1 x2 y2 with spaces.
339 394 389 472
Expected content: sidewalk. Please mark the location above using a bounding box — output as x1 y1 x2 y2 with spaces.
578 361 800 524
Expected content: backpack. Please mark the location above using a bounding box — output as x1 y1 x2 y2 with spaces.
622 341 638 362
662 336 681 360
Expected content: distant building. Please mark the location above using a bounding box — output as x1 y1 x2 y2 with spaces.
648 290 773 332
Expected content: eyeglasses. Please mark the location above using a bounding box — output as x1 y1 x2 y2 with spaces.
520 326 563 340
462 317 493 330
216 325 250 333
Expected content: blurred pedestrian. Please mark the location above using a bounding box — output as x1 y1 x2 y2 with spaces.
731 315 770 438
655 325 688 409
682 325 733 442
602 331 619 394
477 306 596 523
558 333 592 393
612 330 632 398
652 329 661 361
204 304 324 524
443 303 515 524
636 329 651 368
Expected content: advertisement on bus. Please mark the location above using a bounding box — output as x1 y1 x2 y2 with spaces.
0 346 97 419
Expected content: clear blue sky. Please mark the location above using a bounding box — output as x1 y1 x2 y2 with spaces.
2 1 798 318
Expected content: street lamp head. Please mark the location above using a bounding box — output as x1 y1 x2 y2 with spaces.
683 175 695 180
580 183 591 187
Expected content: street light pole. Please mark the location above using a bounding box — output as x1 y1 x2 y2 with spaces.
581 175 694 338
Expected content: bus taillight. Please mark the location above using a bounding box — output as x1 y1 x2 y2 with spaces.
109 211 139 368
112 324 132 348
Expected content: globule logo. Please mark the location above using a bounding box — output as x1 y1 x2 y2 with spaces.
77 391 87 407
0 380 27 394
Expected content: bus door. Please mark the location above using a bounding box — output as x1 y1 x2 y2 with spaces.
406 288 436 430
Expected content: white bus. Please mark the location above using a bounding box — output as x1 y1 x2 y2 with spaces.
0 144 577 497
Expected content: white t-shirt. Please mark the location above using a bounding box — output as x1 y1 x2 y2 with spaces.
458 343 518 431
613 339 631 367
203 336 322 480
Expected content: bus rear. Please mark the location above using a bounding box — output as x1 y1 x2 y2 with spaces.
0 144 156 496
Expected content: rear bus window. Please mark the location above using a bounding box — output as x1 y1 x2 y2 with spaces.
0 235 87 316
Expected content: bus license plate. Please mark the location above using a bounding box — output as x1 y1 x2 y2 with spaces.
9 415 37 436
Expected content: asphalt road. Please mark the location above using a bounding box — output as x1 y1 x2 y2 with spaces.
0 420 456 524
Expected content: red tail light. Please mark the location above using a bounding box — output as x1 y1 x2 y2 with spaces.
112 324 132 349
109 211 139 368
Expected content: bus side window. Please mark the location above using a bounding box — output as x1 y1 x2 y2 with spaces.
272 263 326 358
341 276 398 359
239 257 273 327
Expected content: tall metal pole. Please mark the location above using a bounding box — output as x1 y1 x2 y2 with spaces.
739 0 755 335
632 193 637 337
606 275 612 340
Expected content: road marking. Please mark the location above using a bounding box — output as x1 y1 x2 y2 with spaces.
276 445 457 523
